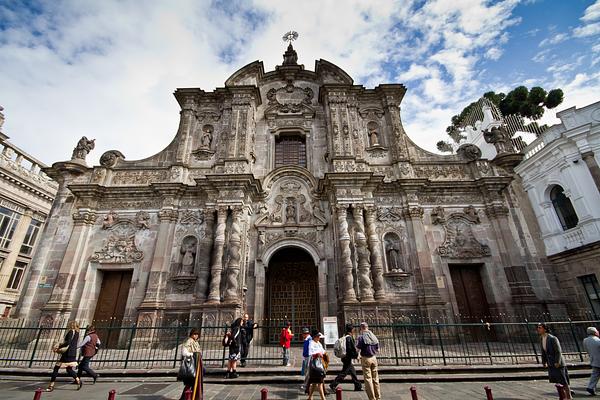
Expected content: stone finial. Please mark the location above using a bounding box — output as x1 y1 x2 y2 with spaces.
71 136 95 162
457 143 482 161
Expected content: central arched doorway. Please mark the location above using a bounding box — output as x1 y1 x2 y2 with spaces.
265 247 319 343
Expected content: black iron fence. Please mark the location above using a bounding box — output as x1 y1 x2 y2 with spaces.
0 318 596 370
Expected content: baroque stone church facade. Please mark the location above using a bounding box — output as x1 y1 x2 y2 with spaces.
16 45 564 332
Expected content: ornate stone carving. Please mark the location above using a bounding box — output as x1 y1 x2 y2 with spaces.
312 203 327 224
365 206 386 300
431 206 446 225
177 236 198 276
102 210 119 229
207 207 228 302
171 276 196 294
384 232 403 272
71 136 95 162
136 211 151 229
72 210 97 225
413 165 468 180
266 81 314 114
112 170 170 185
224 207 243 302
336 204 356 302
437 216 491 259
99 198 162 210
377 207 403 222
99 150 125 168
179 209 204 225
407 206 424 219
463 205 480 223
456 143 482 161
158 208 179 222
91 221 144 263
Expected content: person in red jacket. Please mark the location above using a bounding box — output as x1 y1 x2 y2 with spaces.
279 321 294 366
77 325 101 384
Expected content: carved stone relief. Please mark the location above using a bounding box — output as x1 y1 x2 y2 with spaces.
91 220 144 264
435 212 491 259
377 207 403 222
266 81 314 114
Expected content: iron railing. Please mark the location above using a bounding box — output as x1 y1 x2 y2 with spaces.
0 318 596 369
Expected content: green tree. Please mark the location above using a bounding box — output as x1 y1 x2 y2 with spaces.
437 86 564 153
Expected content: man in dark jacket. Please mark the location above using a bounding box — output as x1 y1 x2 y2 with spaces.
330 324 362 392
356 322 380 400
239 313 258 367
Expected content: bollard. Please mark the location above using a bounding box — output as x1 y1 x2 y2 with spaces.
184 388 192 400
32 388 42 400
107 389 116 400
484 386 493 400
555 384 566 400
336 386 343 400
260 387 268 400
410 386 418 400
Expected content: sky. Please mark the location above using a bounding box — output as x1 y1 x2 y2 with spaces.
0 0 599 166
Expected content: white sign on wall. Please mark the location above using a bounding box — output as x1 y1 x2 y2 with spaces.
322 316 339 346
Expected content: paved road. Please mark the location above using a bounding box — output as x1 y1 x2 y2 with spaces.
0 376 594 399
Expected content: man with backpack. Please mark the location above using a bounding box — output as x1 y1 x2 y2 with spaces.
330 324 362 392
356 322 380 400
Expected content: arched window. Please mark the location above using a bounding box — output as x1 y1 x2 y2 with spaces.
275 134 306 168
550 185 578 230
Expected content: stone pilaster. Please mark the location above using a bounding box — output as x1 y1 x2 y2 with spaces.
336 204 356 302
138 208 179 311
365 205 386 300
582 151 600 194
206 206 228 303
224 206 243 303
353 205 374 301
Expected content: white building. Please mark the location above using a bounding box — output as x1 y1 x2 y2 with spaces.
515 101 600 318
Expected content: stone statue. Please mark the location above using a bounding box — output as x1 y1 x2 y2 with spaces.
102 211 119 229
179 237 197 275
285 200 296 223
483 125 514 154
136 211 150 229
71 136 95 161
385 236 402 272
367 121 380 146
201 125 213 148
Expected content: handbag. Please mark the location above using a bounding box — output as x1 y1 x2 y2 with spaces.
309 356 326 378
55 345 69 354
177 355 196 381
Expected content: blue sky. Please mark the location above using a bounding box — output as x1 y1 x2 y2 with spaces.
0 0 599 165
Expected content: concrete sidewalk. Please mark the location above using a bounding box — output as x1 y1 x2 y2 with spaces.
0 376 594 399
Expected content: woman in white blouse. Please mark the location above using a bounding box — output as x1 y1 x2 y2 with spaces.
307 329 327 400
179 329 203 400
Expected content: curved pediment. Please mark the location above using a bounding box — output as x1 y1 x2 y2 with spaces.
225 61 265 87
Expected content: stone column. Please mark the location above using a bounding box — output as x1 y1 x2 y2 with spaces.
175 93 196 164
353 205 374 301
224 206 243 303
206 206 228 303
195 209 215 302
43 209 97 316
139 208 179 309
336 204 356 302
0 208 33 286
582 151 600 194
365 206 386 300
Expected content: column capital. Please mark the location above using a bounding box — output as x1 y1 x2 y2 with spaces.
72 210 97 225
158 208 179 222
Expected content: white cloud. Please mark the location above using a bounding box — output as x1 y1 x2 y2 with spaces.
532 48 551 63
485 47 502 60
574 22 600 37
397 64 432 82
539 32 569 46
581 0 600 23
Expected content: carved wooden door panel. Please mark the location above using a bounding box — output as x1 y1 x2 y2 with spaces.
450 264 493 341
266 248 318 344
93 270 132 347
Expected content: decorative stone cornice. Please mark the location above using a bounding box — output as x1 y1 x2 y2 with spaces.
72 210 97 225
406 206 424 219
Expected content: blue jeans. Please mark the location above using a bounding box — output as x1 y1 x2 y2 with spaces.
282 347 290 365
589 366 600 391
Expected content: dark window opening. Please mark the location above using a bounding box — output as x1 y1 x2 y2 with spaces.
275 135 306 168
550 185 578 230
580 274 600 319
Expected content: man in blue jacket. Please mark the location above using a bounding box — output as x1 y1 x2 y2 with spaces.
300 327 312 394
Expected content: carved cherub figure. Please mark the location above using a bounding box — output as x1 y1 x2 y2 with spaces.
102 211 119 229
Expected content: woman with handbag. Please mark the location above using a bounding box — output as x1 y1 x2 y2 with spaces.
307 329 327 400
46 320 82 392
178 328 203 400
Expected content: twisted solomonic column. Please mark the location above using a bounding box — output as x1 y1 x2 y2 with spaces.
353 205 374 301
224 206 243 303
365 206 386 300
206 206 228 303
337 204 357 302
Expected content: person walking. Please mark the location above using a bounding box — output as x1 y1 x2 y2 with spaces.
77 325 100 384
538 323 573 399
583 326 600 396
356 322 380 400
224 318 242 378
300 327 312 393
179 328 203 400
239 313 258 367
307 330 327 400
330 323 362 392
279 321 294 366
46 320 82 392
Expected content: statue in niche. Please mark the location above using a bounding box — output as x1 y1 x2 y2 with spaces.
384 233 403 272
71 136 95 161
285 198 296 223
367 121 380 146
179 236 198 275
200 125 213 148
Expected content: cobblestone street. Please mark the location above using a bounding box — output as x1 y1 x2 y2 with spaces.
0 376 593 399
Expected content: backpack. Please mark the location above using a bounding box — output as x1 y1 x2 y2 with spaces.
333 335 348 358
279 329 288 346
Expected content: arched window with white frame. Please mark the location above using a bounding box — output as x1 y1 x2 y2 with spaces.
550 185 578 230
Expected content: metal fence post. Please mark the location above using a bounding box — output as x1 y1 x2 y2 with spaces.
484 385 493 400
482 320 493 365
391 324 400 366
173 322 182 369
435 321 446 366
32 388 42 400
221 325 228 368
410 386 419 400
524 319 540 364
124 323 137 369
261 387 268 400
107 389 116 400
336 386 343 400
555 384 566 400
568 318 584 362
28 327 43 368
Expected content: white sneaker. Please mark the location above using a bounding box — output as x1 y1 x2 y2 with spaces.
286 363 292 366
